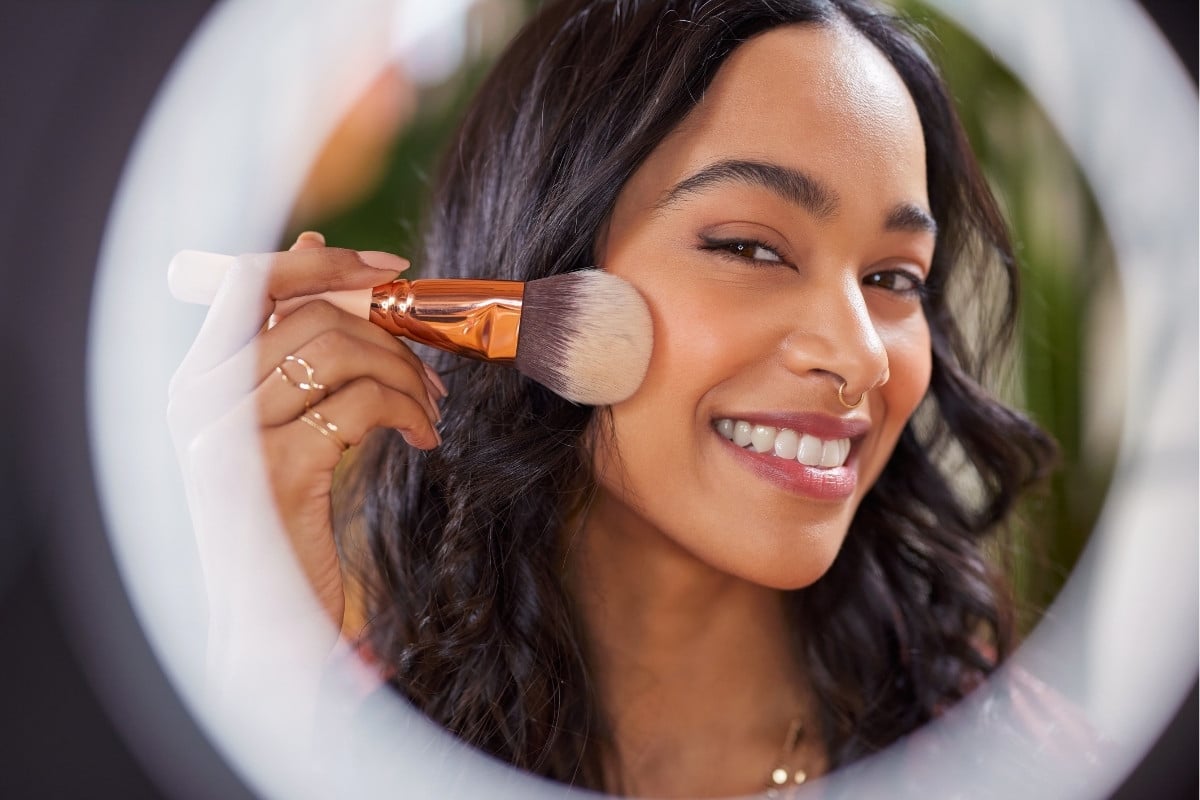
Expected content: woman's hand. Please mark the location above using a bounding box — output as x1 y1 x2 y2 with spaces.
168 232 445 643
252 232 445 628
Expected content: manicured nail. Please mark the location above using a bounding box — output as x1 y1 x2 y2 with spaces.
426 389 442 422
422 362 448 397
357 250 411 273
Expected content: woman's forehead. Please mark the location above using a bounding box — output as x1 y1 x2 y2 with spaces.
639 22 929 212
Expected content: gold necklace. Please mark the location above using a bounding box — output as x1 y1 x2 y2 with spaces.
764 716 808 797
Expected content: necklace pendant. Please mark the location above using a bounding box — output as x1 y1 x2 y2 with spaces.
765 766 809 798
765 716 809 796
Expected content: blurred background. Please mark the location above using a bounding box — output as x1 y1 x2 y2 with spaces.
2 0 1194 797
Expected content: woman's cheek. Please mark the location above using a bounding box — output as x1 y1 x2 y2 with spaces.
874 319 932 461
893 318 933 412
623 272 732 394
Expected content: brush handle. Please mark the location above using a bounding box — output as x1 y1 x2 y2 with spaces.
368 278 523 362
169 250 524 361
168 250 373 319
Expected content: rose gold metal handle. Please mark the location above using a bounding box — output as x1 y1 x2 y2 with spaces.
368 279 525 362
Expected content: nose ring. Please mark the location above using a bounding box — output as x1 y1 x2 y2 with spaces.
837 381 866 410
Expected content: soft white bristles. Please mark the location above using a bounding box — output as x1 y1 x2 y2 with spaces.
516 270 653 405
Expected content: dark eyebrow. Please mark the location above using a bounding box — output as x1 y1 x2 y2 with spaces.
657 159 840 219
885 202 938 237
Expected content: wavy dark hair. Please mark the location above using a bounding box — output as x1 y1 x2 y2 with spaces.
343 0 1056 790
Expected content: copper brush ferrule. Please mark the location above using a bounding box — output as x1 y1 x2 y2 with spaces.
367 279 525 362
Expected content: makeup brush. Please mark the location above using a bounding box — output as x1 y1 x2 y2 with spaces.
168 250 653 405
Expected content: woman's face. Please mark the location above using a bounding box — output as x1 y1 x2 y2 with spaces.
588 22 935 589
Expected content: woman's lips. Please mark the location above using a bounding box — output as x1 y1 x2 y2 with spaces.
712 413 867 500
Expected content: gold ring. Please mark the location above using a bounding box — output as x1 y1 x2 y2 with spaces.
297 409 348 452
276 354 326 406
837 381 865 410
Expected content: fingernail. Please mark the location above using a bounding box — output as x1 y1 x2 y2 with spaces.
298 230 326 245
357 250 411 273
422 362 448 397
426 389 442 421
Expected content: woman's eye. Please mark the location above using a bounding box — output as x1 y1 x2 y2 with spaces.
865 270 926 296
703 238 784 264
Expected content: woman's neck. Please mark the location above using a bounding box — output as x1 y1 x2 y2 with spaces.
565 491 827 798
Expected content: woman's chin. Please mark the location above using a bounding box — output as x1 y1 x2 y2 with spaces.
705 531 848 592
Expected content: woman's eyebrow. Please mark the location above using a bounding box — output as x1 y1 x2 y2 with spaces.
657 158 938 238
656 159 839 218
884 202 938 237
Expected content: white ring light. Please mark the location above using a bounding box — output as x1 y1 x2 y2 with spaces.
87 0 1196 797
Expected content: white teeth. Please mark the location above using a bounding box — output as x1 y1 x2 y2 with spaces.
797 433 823 466
750 425 776 453
819 440 842 468
732 420 753 447
715 418 851 469
773 429 799 460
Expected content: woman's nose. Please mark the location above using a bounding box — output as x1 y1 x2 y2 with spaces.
780 278 889 401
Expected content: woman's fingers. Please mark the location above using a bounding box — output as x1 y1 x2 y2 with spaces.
265 246 407 302
291 230 327 250
173 238 407 380
252 299 443 417
267 377 442 471
258 298 434 385
169 232 418 437
254 334 444 427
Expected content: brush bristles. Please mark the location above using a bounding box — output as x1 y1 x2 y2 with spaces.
515 270 653 405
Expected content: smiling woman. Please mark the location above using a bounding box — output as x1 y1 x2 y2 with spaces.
344 3 1056 794
168 0 1058 797
590 24 937 604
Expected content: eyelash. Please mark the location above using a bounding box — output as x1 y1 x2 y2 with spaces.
700 236 927 299
864 269 928 299
700 236 785 265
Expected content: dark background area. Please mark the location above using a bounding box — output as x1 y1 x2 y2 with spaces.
1 1 1195 798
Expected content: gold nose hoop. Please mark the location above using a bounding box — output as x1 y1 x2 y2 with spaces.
837 381 865 410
